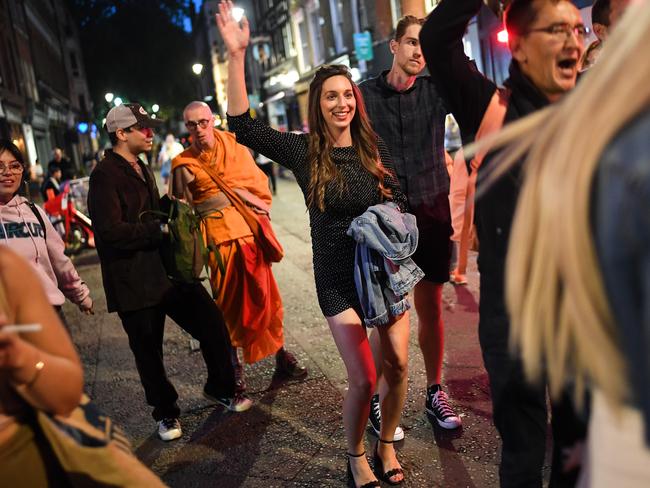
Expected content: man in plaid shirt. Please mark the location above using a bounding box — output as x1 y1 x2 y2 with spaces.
359 15 461 436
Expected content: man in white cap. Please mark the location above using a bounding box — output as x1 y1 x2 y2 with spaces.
88 103 252 442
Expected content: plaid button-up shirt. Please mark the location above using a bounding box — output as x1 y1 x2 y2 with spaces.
359 72 450 223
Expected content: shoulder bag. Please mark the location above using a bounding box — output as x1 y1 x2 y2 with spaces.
200 160 284 264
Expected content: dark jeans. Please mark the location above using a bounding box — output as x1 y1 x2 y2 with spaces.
479 300 586 487
118 282 235 421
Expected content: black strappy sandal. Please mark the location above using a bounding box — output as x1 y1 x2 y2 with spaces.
346 451 380 488
373 439 405 486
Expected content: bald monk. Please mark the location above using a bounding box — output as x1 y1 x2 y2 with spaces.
172 102 307 393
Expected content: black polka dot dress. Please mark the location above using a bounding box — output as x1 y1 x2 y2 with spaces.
228 110 408 318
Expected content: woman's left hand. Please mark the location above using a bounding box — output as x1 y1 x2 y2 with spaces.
215 0 250 55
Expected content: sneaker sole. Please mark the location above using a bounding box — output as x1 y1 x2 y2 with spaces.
158 429 182 441
203 391 253 413
370 423 405 442
425 408 462 430
230 398 253 413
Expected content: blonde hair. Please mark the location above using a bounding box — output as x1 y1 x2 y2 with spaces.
476 2 650 407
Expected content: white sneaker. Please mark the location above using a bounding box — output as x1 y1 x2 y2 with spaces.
368 394 405 442
158 418 182 441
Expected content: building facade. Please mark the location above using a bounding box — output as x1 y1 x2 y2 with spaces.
0 0 96 176
197 0 596 132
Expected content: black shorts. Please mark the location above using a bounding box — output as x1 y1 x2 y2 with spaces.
411 200 453 284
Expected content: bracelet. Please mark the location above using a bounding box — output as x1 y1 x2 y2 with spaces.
24 359 45 388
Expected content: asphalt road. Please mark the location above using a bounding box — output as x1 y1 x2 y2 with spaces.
65 176 511 487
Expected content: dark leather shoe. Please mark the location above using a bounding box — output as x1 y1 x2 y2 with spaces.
275 348 308 379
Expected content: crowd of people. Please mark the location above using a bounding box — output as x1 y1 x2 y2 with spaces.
1 0 648 486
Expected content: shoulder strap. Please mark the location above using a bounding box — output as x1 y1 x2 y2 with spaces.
27 201 46 240
200 149 264 240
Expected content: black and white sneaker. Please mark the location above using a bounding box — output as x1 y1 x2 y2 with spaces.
157 417 182 441
368 394 405 441
425 385 462 429
204 390 253 412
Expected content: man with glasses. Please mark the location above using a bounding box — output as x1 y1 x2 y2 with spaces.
421 1 586 486
170 101 307 397
88 103 251 443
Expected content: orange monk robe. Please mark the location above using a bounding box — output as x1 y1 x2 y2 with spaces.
172 129 284 364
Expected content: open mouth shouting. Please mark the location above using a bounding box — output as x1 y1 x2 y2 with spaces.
557 56 579 79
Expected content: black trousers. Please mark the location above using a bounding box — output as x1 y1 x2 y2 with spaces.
118 282 236 421
479 299 586 487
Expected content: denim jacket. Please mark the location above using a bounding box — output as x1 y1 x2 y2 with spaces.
593 110 650 446
347 202 424 327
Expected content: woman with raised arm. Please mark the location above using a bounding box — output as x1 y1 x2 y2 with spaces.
217 2 411 485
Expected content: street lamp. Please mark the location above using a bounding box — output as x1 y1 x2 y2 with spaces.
104 92 114 103
114 97 123 107
152 104 160 113
192 64 205 99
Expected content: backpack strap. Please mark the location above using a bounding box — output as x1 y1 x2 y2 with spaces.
27 201 46 240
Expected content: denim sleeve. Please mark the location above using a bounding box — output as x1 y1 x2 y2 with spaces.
594 111 650 446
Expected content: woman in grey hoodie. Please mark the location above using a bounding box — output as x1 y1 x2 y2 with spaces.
0 140 92 318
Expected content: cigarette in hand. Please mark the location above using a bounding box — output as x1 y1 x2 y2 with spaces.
1 324 43 334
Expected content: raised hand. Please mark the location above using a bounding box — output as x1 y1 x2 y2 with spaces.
215 1 249 56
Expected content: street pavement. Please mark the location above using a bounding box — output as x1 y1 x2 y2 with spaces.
65 176 510 487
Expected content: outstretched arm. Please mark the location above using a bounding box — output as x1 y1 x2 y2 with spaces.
420 0 497 135
216 1 250 116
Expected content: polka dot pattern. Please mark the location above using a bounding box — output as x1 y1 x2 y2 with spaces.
228 111 407 317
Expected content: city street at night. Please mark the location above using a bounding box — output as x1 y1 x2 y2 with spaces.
2 0 646 486
66 177 506 487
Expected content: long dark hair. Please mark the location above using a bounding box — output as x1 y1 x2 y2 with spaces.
0 140 28 190
306 65 391 211
0 140 27 170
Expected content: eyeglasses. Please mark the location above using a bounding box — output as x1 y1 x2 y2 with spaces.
185 119 212 131
528 23 589 41
0 161 24 175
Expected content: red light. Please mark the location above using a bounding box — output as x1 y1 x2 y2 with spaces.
497 29 509 43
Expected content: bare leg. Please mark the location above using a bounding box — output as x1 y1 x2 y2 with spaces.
376 312 409 483
369 328 384 393
414 281 444 386
327 309 377 486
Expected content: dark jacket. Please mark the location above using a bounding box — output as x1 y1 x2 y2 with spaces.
87 149 171 313
49 157 75 182
421 0 550 323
